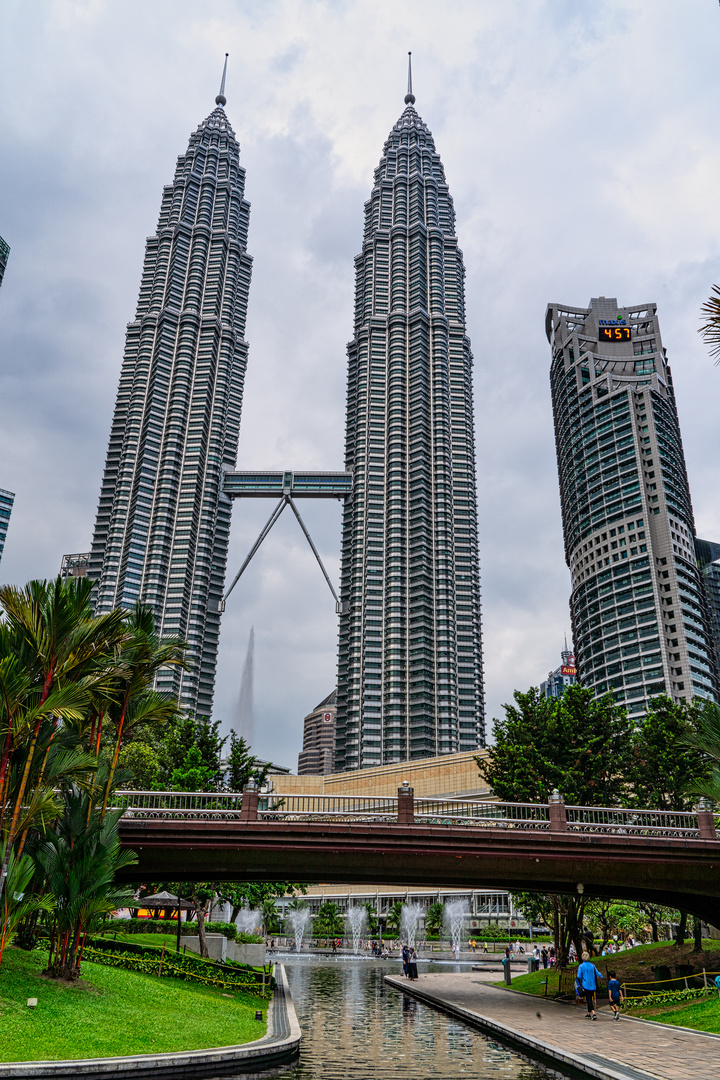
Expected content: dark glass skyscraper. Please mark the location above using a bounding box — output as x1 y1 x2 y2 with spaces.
89 69 252 717
335 78 484 770
548 297 717 716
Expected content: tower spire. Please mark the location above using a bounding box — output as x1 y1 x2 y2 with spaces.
216 53 228 107
404 51 415 106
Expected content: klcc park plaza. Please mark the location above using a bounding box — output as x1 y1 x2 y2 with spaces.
3 9 720 1080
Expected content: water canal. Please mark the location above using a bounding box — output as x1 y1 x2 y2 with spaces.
225 957 556 1080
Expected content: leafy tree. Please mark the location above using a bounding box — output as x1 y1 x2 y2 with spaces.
224 730 270 791
386 900 404 935
170 745 217 792
584 901 649 950
117 741 162 791
685 701 720 805
363 902 379 935
426 901 445 936
477 684 632 806
314 901 344 937
628 696 707 811
0 842 54 963
634 900 680 943
214 881 306 923
159 715 225 791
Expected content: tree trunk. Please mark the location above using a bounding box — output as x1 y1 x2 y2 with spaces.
192 889 210 958
692 917 703 953
674 911 688 947
650 918 659 942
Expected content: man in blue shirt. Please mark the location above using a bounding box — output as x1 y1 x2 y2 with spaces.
576 951 604 1019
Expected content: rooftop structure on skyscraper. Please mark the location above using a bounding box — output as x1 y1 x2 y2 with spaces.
547 297 717 716
89 57 252 716
335 58 485 769
0 488 15 566
60 552 90 580
540 642 577 699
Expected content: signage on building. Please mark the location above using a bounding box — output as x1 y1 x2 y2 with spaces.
599 326 630 342
322 711 333 723
561 665 576 677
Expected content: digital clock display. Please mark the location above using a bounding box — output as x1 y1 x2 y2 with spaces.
599 326 631 342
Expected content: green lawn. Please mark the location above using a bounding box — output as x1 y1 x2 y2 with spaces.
0 947 265 1062
629 995 720 1033
99 932 182 950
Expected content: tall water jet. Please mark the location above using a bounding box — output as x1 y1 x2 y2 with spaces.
346 906 367 955
444 899 469 953
236 908 262 935
400 903 424 951
235 627 255 743
287 907 312 952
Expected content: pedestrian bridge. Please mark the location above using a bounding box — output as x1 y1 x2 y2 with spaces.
115 788 720 927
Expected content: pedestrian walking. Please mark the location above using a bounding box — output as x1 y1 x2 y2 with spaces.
607 970 623 1020
576 951 604 1019
541 946 548 969
714 974 720 1000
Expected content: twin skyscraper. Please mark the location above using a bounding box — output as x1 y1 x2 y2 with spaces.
87 61 486 768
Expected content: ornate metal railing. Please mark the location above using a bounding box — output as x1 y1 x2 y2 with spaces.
565 805 700 838
114 791 247 820
414 799 551 829
258 794 398 822
113 791 714 840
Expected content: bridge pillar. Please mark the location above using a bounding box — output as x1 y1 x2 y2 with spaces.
241 780 259 822
696 800 717 840
397 781 414 825
548 789 567 832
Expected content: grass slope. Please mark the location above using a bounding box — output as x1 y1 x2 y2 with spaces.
0 947 265 1062
629 995 720 1033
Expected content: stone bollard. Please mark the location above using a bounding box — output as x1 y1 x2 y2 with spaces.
397 781 414 825
241 778 259 822
548 789 567 832
695 798 717 840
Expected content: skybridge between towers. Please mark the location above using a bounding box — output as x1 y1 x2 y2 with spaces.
218 469 352 613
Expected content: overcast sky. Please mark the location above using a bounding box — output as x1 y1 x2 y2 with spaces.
2 0 720 768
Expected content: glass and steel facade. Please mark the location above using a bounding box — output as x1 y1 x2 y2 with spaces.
0 236 9 289
89 97 252 717
696 538 720 680
547 298 717 716
335 95 484 770
0 488 14 566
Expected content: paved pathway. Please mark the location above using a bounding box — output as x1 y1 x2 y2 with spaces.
385 972 719 1080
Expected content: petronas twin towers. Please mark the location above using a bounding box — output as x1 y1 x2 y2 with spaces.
90 61 485 766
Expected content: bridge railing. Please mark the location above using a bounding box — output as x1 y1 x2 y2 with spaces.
565 805 700 838
257 794 398 822
414 798 550 829
114 791 247 819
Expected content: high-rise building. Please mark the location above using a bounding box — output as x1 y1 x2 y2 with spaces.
0 236 9 289
540 642 577 699
547 297 717 717
696 538 720 680
89 62 252 717
60 552 90 580
335 68 484 770
0 488 15 566
297 690 337 775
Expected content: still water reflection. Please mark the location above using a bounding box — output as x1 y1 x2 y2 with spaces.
249 959 553 1080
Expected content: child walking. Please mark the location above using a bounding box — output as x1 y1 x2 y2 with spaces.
607 970 623 1020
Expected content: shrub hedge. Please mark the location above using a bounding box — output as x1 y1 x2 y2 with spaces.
83 936 273 998
116 918 240 940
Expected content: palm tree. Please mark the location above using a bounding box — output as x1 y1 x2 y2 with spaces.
0 578 126 901
36 785 137 979
100 602 186 817
426 901 445 936
0 841 54 963
699 285 720 364
386 900 404 936
685 701 720 804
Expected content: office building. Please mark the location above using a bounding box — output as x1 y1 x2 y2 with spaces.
0 488 15 566
89 63 252 716
540 643 577 699
335 68 484 770
0 236 9 289
696 538 720 679
547 297 717 716
298 690 337 775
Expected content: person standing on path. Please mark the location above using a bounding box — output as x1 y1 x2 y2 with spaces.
576 951 604 1019
402 943 410 978
607 970 623 1020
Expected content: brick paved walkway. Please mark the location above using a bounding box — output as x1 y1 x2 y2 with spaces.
385 972 719 1080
